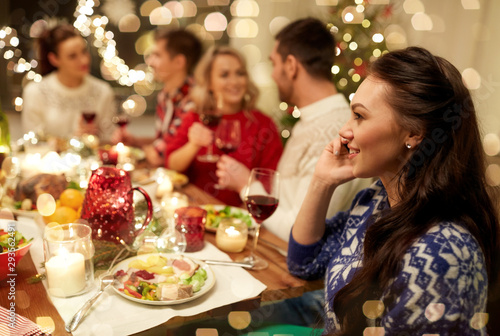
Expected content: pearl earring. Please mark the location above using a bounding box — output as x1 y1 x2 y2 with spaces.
406 143 412 149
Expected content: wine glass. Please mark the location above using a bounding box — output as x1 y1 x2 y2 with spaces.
214 119 241 189
240 168 280 270
81 111 96 124
112 114 130 129
197 111 222 162
215 119 241 155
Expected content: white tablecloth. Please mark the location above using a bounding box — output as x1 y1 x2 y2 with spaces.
18 216 266 336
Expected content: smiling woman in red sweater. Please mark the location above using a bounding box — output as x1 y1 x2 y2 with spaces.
164 46 283 206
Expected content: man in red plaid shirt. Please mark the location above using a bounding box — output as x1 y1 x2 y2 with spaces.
116 29 202 167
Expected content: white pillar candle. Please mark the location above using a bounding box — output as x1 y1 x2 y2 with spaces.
46 252 86 297
216 226 248 253
161 193 189 217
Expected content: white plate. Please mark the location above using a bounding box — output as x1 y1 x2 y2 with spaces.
11 208 39 219
111 253 215 306
203 204 256 233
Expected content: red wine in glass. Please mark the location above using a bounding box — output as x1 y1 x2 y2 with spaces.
200 114 221 127
82 111 96 123
245 195 279 223
217 144 238 154
113 115 129 128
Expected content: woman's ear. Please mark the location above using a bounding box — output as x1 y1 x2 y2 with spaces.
406 132 424 149
47 52 59 68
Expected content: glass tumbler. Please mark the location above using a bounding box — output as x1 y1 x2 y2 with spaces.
174 207 206 252
43 224 95 297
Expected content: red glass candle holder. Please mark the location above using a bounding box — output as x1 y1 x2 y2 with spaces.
174 207 206 252
99 147 118 166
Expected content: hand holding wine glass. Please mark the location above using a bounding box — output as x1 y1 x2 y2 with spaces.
240 168 280 270
197 111 222 162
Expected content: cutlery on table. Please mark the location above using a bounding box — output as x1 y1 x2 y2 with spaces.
65 248 128 333
65 274 115 332
203 259 253 269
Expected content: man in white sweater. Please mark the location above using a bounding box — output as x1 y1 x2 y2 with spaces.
217 18 371 243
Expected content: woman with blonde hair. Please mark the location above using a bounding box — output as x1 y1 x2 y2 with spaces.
165 46 283 206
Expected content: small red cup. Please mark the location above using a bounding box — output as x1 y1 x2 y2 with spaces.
174 206 206 252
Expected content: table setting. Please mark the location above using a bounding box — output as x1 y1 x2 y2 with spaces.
0 132 321 336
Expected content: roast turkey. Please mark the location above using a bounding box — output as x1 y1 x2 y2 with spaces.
15 173 68 203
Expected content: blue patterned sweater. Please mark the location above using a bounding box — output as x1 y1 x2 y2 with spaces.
288 180 488 335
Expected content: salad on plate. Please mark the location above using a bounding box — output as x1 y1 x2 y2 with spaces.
112 253 215 305
203 205 254 232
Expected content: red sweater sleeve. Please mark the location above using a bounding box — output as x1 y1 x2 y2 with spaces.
164 111 198 168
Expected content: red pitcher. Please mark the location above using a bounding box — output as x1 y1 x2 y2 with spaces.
80 167 153 246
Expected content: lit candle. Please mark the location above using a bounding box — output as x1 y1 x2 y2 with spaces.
216 223 248 253
45 250 86 297
161 192 189 217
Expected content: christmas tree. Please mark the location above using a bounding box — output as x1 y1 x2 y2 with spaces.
280 0 394 140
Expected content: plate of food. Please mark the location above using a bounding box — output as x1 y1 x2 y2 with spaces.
203 205 256 233
112 253 215 305
132 168 188 187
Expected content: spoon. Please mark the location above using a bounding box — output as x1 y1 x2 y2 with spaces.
65 274 115 332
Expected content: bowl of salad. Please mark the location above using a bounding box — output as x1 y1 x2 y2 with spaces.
0 219 33 281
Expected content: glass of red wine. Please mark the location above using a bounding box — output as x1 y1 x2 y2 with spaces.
112 115 130 128
197 111 222 163
213 119 241 189
215 119 241 155
81 111 96 123
240 168 280 270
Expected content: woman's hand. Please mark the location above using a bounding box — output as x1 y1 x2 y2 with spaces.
188 122 213 148
216 155 250 192
313 137 356 188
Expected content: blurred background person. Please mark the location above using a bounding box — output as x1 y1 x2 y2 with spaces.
115 29 202 167
165 46 283 206
216 18 372 242
22 23 116 142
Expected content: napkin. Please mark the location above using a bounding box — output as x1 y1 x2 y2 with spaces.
20 216 267 336
0 306 44 336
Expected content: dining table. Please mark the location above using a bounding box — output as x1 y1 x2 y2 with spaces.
0 181 324 336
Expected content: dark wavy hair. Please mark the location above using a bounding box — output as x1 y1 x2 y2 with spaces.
332 47 500 334
275 17 335 81
36 24 80 76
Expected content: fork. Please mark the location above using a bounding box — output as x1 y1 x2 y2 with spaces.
65 248 127 332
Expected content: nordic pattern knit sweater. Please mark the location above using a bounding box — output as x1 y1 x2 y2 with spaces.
288 180 488 335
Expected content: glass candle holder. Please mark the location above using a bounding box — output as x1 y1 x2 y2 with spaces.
43 224 95 297
216 218 248 253
160 192 189 219
174 207 206 252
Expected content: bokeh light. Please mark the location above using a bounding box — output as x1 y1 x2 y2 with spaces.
269 16 290 36
362 300 384 319
118 14 140 32
483 133 500 156
240 44 261 66
462 0 480 10
181 1 197 17
227 311 251 329
204 12 228 31
411 12 433 31
486 164 500 186
462 68 481 90
403 0 425 14
316 0 339 5
231 0 259 17
228 19 258 38
384 24 408 50
342 6 364 24
164 1 184 18
37 193 57 217
140 0 161 16
149 7 172 25
424 303 445 321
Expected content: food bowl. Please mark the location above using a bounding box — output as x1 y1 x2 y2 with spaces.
0 219 33 281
